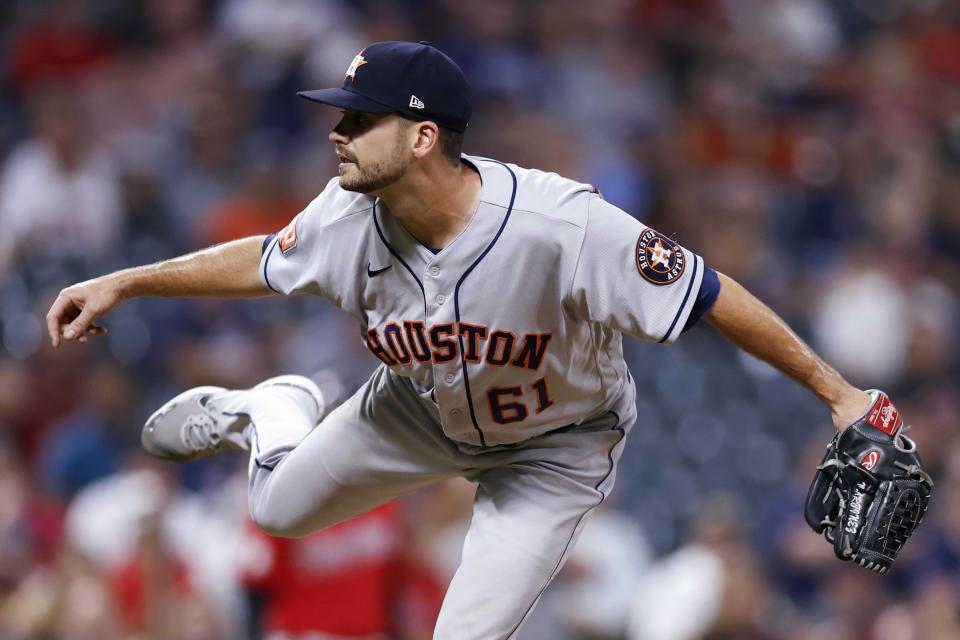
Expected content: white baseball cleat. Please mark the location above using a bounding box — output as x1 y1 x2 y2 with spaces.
141 375 325 462
141 385 241 461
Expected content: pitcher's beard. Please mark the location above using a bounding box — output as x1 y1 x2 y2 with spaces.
339 143 408 194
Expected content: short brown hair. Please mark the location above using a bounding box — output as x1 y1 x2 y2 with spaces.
437 127 464 166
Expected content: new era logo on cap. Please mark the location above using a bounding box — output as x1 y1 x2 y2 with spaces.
296 41 472 133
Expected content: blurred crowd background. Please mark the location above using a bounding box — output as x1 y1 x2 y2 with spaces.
1 0 959 639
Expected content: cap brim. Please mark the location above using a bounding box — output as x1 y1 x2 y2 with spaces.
296 88 395 113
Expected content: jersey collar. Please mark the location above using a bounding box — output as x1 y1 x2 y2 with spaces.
373 155 515 270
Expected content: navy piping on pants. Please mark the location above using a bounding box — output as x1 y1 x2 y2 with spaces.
504 411 626 638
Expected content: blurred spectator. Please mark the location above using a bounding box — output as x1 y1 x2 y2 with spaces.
0 84 123 261
0 359 36 440
241 501 444 640
1 346 85 461
7 0 115 94
756 437 848 607
111 510 221 640
811 248 958 389
202 156 306 246
35 359 140 496
7 547 121 640
627 493 772 640
160 88 248 247
65 465 243 639
220 0 364 88
0 441 65 638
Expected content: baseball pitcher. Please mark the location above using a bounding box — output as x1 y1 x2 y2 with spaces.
46 41 931 639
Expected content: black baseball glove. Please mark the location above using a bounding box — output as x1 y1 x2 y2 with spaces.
804 390 933 574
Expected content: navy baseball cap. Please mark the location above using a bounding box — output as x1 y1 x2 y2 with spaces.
298 41 471 133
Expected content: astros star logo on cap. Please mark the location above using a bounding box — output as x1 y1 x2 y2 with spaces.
345 50 368 81
297 41 472 133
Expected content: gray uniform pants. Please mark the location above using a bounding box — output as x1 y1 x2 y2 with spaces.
245 365 636 640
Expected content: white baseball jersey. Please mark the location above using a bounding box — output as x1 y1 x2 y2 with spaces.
260 155 705 447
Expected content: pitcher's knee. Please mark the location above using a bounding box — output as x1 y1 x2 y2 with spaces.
249 501 319 538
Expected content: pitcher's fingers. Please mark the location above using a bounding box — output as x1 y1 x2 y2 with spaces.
78 323 106 343
63 306 97 341
46 296 75 347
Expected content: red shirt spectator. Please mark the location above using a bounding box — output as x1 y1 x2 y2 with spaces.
242 502 445 639
8 2 114 93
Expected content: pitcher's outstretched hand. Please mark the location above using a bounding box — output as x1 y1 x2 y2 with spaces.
46 275 124 347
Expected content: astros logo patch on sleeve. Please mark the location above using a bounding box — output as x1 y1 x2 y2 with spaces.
279 220 298 254
636 229 684 285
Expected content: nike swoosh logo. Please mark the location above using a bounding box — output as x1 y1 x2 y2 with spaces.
367 263 392 277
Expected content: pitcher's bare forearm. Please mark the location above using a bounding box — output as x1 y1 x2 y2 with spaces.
47 235 270 346
704 272 870 429
117 235 270 298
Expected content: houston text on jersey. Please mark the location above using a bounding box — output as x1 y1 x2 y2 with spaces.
365 321 552 370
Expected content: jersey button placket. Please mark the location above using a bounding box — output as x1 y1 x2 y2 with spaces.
423 268 460 432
